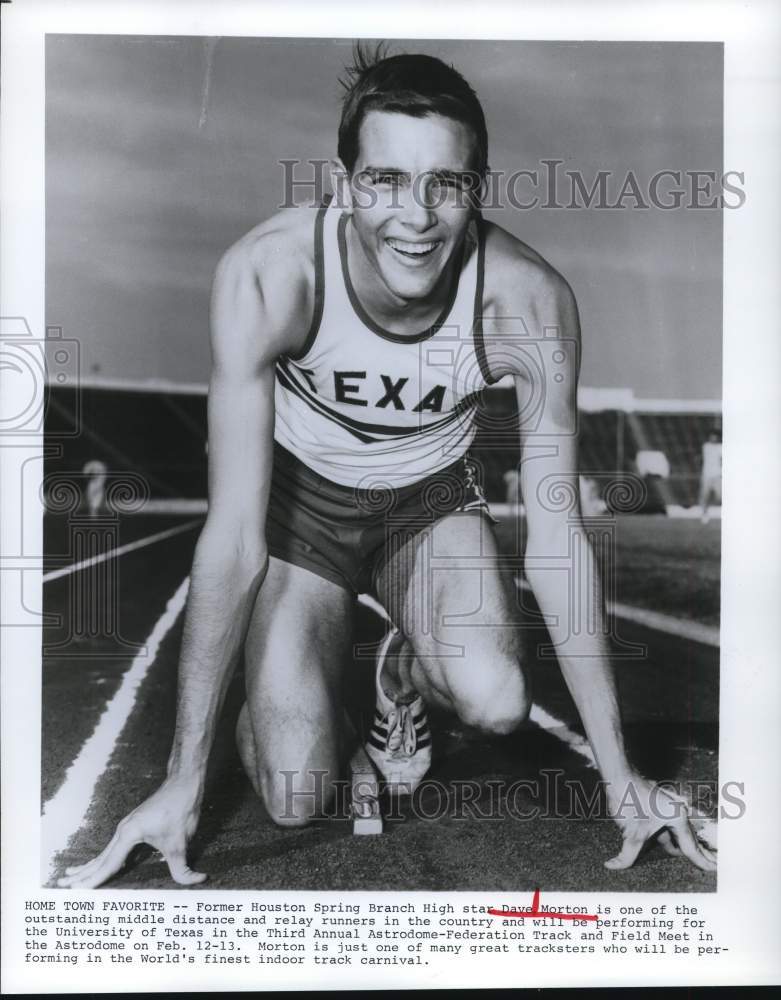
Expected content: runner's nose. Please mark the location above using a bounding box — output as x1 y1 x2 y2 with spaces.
398 178 437 232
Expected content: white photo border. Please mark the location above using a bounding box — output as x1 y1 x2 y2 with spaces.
2 0 780 991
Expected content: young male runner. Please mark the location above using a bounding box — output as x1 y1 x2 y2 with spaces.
59 50 716 888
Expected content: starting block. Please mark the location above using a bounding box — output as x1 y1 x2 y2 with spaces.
350 744 382 835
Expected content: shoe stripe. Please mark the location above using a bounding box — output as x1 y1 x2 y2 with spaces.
371 721 430 739
368 727 432 745
372 714 429 729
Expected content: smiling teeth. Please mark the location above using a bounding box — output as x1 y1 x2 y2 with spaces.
387 239 438 255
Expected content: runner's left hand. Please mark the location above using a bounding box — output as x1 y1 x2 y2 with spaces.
604 774 717 872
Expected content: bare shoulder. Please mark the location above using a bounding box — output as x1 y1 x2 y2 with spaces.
220 206 316 277
211 207 319 365
481 220 579 337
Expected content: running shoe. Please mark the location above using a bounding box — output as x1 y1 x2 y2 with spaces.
365 627 432 794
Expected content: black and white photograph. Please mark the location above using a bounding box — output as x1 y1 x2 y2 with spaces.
2 0 780 993
41 33 724 892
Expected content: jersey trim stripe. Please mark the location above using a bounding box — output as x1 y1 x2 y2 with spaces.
276 362 374 443
472 217 499 386
277 358 480 443
337 212 464 344
288 195 330 361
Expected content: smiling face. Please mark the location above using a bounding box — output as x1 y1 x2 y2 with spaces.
341 111 480 310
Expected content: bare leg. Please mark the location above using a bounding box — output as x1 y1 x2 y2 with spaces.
698 478 709 522
236 556 354 826
376 512 530 734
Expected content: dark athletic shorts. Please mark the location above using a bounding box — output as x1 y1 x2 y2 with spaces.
266 442 497 596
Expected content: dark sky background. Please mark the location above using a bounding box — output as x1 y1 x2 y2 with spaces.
46 35 723 398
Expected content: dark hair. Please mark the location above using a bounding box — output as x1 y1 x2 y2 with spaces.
337 44 488 177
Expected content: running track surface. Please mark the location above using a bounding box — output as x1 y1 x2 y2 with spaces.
41 513 719 893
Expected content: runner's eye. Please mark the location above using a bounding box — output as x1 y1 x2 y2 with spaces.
372 173 405 188
434 173 467 190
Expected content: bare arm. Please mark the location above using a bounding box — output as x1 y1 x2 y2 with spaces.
500 266 715 872
514 281 632 785
166 248 278 789
59 236 304 888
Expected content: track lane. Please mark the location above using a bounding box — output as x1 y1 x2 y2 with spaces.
41 517 202 805
44 598 718 892
42 511 718 892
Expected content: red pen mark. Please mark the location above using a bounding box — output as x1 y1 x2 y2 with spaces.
488 888 598 922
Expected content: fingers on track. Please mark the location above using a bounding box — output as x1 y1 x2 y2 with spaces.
57 824 207 888
604 820 718 873
671 818 718 872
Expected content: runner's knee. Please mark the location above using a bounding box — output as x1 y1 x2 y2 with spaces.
261 765 339 827
236 701 343 827
453 664 530 735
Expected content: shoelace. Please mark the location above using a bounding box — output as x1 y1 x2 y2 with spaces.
385 704 417 759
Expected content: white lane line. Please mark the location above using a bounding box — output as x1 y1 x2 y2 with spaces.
609 602 719 648
357 588 717 849
514 576 719 648
528 703 597 767
41 577 190 883
43 518 203 583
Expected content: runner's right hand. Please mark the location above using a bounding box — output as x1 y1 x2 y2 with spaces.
56 777 207 889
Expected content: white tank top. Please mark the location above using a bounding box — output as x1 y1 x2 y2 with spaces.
274 196 494 489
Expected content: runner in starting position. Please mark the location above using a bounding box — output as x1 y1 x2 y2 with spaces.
59 48 716 888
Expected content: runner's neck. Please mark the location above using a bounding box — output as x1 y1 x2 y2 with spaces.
342 217 464 338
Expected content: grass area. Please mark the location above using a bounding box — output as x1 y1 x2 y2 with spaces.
494 513 721 627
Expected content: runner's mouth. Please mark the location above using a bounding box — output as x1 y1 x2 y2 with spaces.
386 238 441 260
